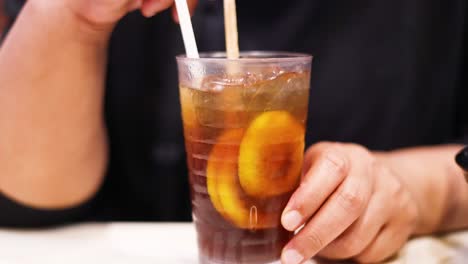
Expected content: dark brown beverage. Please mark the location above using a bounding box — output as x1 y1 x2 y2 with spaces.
179 69 310 264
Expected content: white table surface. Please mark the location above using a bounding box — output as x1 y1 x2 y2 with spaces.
0 223 467 264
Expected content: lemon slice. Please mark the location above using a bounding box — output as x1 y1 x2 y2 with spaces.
206 129 278 229
239 111 305 198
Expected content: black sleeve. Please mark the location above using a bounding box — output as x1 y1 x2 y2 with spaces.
4 0 24 17
0 192 95 228
460 27 468 145
1 0 24 40
463 44 468 146
453 6 468 146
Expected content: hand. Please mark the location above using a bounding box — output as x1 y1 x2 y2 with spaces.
37 0 198 31
280 142 420 263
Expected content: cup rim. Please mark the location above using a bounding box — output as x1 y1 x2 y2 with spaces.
176 51 313 63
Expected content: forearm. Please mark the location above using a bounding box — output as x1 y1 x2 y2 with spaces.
0 1 110 209
377 145 468 235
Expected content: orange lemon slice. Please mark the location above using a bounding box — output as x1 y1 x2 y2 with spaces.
206 129 278 229
239 111 305 198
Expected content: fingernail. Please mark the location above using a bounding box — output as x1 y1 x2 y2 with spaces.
282 210 303 231
282 249 304 264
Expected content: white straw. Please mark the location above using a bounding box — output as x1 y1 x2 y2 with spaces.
224 0 240 59
175 0 199 58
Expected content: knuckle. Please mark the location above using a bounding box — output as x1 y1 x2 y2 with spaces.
350 144 376 165
374 162 402 196
305 142 337 159
365 152 378 167
392 179 404 197
405 197 420 227
387 174 403 196
396 186 419 228
370 160 380 175
322 148 350 176
347 143 370 155
337 188 366 214
402 189 414 207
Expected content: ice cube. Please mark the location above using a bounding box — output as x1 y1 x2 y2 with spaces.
241 72 310 121
193 75 249 128
267 72 310 107
265 72 310 122
242 66 284 81
197 75 246 108
243 72 293 111
191 72 310 128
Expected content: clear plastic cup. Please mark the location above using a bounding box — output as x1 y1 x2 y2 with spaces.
177 52 312 264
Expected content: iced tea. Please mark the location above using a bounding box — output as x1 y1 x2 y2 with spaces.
178 53 312 264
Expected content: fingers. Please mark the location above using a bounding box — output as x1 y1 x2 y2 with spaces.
354 222 412 263
318 166 399 259
354 181 419 263
141 0 174 17
281 162 372 264
281 143 349 231
172 0 198 22
130 0 143 11
281 142 417 263
318 194 388 259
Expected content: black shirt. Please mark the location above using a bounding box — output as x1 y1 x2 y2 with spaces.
1 0 467 227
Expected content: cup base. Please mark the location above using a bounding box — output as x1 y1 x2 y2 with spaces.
199 255 281 264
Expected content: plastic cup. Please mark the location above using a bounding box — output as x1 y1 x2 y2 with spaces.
177 51 312 264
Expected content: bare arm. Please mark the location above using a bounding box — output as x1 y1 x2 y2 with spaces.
0 0 197 210
0 1 110 209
